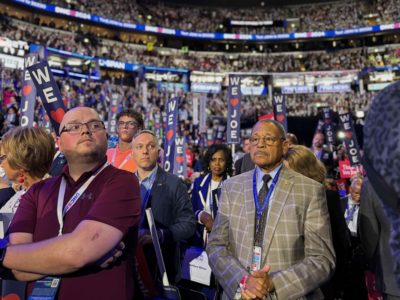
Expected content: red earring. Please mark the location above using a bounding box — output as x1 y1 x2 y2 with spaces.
18 176 25 184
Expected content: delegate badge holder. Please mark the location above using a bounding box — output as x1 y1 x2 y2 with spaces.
28 277 60 300
251 246 262 272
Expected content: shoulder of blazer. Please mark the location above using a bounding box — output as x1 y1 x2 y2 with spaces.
154 167 182 188
224 169 253 187
281 165 324 189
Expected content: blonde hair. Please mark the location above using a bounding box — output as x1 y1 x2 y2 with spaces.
1 127 55 179
285 145 327 184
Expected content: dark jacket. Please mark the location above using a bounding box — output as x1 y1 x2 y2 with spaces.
142 167 196 284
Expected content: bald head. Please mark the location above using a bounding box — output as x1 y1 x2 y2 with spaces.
59 107 101 135
58 107 107 165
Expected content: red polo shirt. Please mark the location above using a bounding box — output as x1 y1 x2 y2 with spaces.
9 158 141 300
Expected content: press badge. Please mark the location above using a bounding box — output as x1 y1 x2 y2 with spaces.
251 246 262 271
28 276 60 300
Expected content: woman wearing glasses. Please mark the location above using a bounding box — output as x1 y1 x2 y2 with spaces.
0 127 55 213
191 144 233 247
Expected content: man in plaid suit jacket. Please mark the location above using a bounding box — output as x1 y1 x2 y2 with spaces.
207 120 335 300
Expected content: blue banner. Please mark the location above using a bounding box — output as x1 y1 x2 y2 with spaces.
13 0 400 41
20 53 39 128
272 93 288 132
317 83 352 93
98 58 140 72
322 107 336 151
163 97 179 173
173 136 187 178
28 61 67 135
339 112 362 166
227 75 241 144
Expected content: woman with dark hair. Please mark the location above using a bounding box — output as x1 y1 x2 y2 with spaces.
191 143 233 247
184 144 232 299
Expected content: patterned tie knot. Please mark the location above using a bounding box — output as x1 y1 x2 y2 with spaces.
262 174 272 185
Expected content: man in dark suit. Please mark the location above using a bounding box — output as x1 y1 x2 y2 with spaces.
359 178 400 299
311 132 334 177
132 130 196 284
340 176 368 300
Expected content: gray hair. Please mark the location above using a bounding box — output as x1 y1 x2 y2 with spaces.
132 130 159 148
251 119 286 139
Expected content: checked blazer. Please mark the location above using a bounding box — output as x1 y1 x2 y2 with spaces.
206 165 335 300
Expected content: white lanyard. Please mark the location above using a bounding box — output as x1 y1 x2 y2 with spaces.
53 150 61 161
56 163 108 236
111 148 131 169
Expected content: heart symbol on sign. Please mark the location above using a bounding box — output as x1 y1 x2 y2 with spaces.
166 129 174 141
345 131 353 139
230 98 238 106
50 108 66 124
1 293 21 300
111 106 117 113
23 85 32 96
176 156 184 164
276 115 285 122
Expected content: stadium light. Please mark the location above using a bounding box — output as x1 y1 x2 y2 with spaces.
337 131 345 139
356 111 365 118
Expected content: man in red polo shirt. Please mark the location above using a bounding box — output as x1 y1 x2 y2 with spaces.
1 107 141 300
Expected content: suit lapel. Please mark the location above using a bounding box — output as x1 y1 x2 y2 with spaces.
262 166 293 263
198 174 211 208
149 168 165 205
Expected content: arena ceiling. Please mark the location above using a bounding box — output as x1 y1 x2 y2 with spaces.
157 0 339 7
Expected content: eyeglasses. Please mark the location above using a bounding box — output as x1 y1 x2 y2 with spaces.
250 136 284 146
60 120 105 135
0 154 6 163
118 121 138 129
134 144 158 152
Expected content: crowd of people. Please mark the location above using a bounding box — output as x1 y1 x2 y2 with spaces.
3 16 393 74
0 99 399 299
0 64 375 146
37 0 400 34
0 0 399 299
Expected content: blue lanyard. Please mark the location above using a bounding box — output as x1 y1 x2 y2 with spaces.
345 203 358 223
252 167 281 231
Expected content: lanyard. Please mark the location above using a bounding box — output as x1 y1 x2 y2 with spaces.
252 167 281 233
57 163 108 236
345 203 358 223
111 148 131 169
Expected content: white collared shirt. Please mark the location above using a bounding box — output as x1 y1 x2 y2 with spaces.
345 195 360 236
